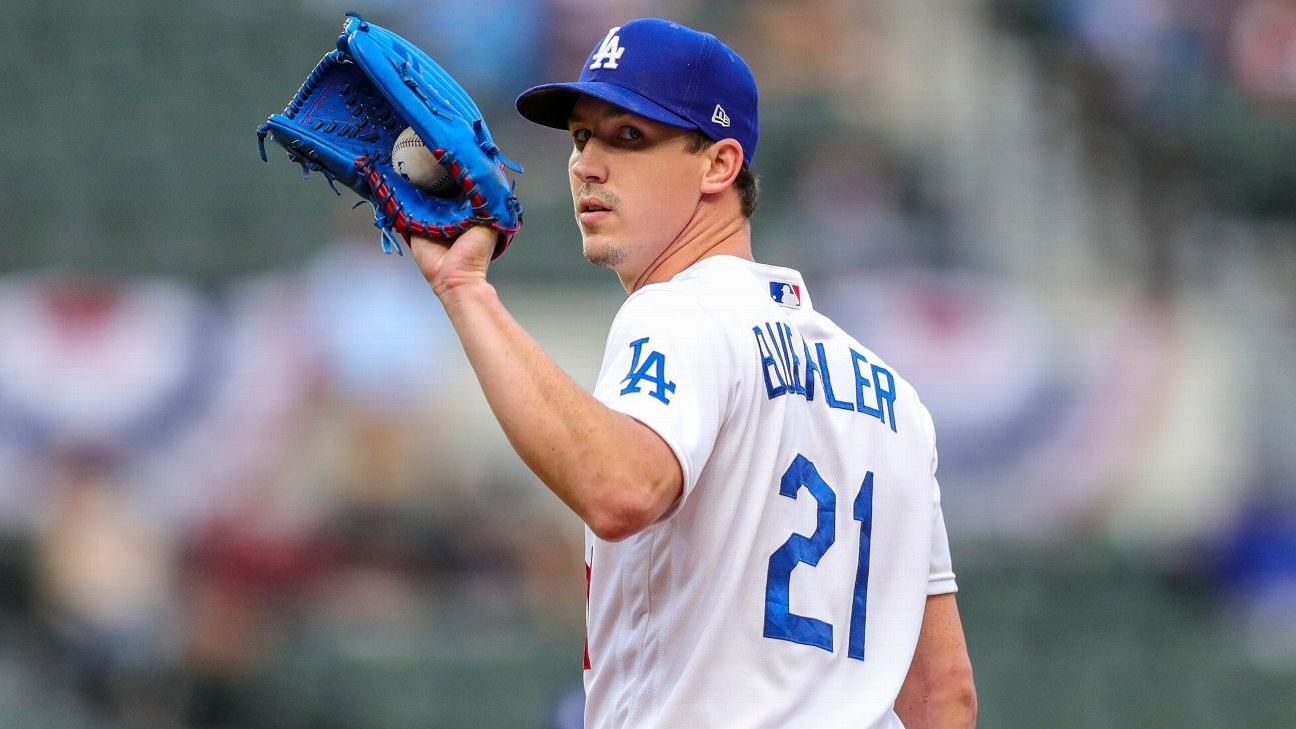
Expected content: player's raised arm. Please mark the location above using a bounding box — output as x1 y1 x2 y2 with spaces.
409 45 751 542
410 226 683 542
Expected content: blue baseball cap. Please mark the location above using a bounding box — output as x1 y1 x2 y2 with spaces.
516 18 759 166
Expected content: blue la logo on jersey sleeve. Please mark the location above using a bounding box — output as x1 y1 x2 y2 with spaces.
620 337 676 404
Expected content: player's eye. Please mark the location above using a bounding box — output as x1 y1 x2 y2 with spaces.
571 128 591 148
617 126 643 142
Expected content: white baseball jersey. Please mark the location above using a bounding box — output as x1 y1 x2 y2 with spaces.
586 256 957 729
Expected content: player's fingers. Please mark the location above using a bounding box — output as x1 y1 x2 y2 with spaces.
409 227 493 262
410 227 496 297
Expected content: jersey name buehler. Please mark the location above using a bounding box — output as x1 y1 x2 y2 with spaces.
752 320 898 433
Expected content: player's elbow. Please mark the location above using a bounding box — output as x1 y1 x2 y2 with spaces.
928 662 978 727
578 423 683 542
583 475 676 542
587 513 643 542
585 488 660 542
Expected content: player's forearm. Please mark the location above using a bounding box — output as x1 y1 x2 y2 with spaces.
899 594 977 728
894 654 930 729
439 282 679 537
909 653 976 728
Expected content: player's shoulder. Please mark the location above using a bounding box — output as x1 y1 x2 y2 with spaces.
612 282 721 333
616 257 764 325
603 282 731 365
643 256 802 316
813 308 938 445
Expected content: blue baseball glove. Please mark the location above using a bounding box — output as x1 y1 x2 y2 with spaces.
258 12 523 258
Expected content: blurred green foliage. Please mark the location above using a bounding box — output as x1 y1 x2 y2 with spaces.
0 0 341 281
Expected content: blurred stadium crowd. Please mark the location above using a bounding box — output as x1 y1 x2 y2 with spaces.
1 0 1294 727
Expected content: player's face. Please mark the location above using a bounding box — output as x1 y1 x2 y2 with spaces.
567 97 707 277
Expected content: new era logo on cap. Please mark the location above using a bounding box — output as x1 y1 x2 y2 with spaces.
515 18 760 166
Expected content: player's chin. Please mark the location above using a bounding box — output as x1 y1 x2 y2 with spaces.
582 235 628 270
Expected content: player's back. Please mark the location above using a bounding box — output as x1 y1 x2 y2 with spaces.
586 256 954 729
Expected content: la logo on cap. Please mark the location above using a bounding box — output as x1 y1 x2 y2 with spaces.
516 18 760 167
590 27 625 70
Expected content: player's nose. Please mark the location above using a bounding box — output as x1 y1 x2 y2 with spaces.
570 142 609 185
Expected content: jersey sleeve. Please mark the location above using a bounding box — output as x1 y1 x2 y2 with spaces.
927 441 958 595
592 290 732 515
928 478 958 594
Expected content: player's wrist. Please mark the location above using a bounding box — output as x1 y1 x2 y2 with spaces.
436 277 498 314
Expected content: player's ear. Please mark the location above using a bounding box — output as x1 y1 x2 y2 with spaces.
699 139 743 196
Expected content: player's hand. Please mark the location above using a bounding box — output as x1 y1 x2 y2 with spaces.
410 225 498 300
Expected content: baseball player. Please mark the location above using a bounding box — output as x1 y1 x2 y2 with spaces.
409 18 976 729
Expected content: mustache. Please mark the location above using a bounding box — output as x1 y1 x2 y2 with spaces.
575 184 621 211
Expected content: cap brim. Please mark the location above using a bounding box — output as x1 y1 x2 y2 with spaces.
516 81 695 131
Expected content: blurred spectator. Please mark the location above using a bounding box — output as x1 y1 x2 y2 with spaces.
542 0 699 82
1067 0 1220 118
0 271 333 725
299 235 463 517
1215 487 1296 668
788 135 931 276
392 0 546 108
1000 0 1296 214
1228 0 1296 106
735 0 897 117
37 452 186 725
300 237 458 413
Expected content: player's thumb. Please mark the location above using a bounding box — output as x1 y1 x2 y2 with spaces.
455 224 501 263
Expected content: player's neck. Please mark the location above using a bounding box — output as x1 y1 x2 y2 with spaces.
624 204 752 293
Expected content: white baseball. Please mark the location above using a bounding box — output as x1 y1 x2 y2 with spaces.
392 127 456 194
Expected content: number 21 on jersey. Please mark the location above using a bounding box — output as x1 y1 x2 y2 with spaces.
764 454 874 661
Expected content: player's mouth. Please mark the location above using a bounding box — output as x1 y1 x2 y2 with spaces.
578 197 615 226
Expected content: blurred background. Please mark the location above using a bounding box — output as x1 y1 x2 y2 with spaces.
1 0 1294 726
